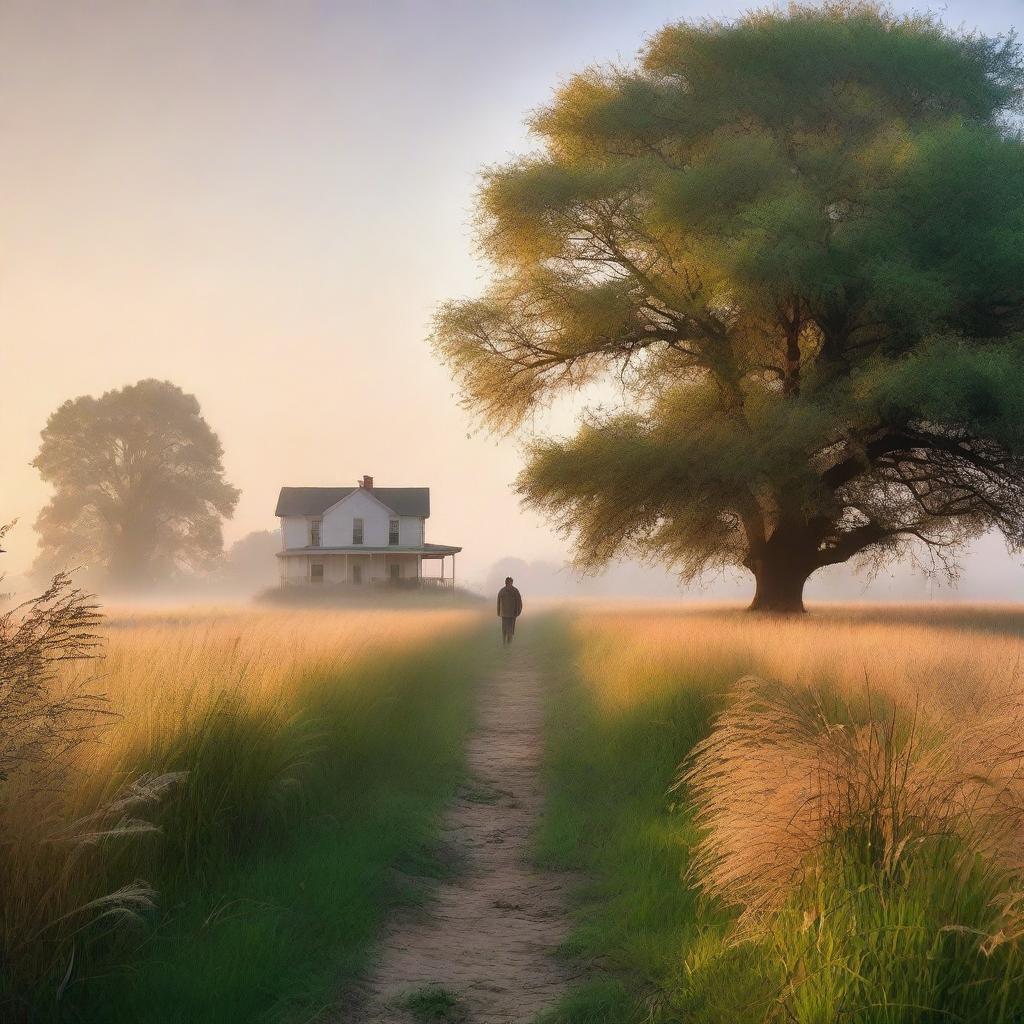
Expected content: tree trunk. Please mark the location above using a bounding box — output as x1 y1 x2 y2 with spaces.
107 520 154 589
747 527 817 613
748 561 811 613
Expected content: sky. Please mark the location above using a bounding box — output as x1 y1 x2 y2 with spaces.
2 0 1023 598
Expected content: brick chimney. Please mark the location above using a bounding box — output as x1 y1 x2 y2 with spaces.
359 475 374 490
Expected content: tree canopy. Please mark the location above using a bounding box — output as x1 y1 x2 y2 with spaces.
222 530 281 593
434 2 1024 611
32 379 239 586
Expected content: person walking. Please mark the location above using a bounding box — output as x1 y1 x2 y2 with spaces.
496 575 523 646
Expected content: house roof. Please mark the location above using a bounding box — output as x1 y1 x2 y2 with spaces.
275 486 430 518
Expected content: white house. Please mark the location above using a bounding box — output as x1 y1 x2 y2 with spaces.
275 476 461 587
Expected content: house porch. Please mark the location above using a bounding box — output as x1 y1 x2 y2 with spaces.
277 547 458 588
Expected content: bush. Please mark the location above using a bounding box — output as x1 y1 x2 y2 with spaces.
684 675 1024 1021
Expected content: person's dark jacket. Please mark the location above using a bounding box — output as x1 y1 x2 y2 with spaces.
497 585 523 618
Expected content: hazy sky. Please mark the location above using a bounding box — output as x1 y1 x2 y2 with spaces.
2 0 1023 595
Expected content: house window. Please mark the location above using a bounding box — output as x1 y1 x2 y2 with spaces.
310 519 321 547
389 562 401 581
389 519 399 545
310 563 324 583
352 518 364 545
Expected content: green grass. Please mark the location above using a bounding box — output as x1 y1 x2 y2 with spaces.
533 615 1024 1023
59 626 492 1024
401 984 466 1022
531 616 741 1024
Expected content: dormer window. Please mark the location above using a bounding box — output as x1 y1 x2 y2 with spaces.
310 519 321 547
353 517 364 545
389 519 399 545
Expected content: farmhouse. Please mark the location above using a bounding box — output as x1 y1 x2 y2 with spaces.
275 476 461 588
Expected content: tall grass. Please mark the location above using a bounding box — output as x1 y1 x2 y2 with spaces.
539 603 1024 1023
0 603 485 1022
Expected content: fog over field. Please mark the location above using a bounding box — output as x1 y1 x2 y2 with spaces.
485 531 1024 602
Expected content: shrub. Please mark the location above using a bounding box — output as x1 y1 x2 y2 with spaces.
0 573 176 1018
683 674 1024 1020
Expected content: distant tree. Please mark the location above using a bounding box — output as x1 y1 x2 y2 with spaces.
484 557 553 598
434 3 1024 611
222 529 281 593
32 380 239 586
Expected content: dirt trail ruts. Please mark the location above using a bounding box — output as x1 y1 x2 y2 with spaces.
344 649 576 1023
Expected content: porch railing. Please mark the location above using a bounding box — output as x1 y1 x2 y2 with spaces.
282 577 454 590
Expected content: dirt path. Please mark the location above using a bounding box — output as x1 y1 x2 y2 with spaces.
344 649 576 1023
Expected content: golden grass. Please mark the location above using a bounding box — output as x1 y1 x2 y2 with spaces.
560 602 1024 1018
569 602 1024 916
1 603 482 1002
93 606 479 745
570 602 1024 715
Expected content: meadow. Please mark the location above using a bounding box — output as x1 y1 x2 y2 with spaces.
8 594 1024 1023
1 600 489 1023
537 604 1024 1023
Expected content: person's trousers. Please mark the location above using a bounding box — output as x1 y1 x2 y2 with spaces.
501 616 516 643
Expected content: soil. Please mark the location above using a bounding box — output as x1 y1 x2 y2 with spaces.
343 648 577 1023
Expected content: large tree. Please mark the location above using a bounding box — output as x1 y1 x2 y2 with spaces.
434 3 1024 611
32 380 239 586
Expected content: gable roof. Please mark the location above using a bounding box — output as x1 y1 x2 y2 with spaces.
275 487 430 518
